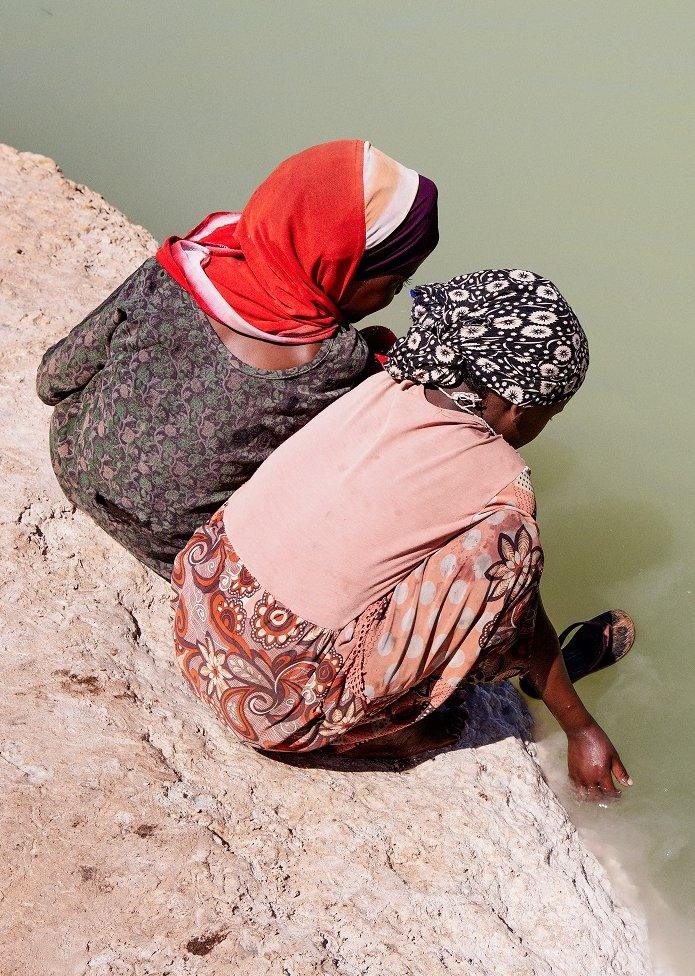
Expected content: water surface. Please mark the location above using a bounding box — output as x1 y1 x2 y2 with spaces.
2 2 693 970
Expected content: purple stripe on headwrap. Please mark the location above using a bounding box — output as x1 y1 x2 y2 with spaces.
355 175 439 280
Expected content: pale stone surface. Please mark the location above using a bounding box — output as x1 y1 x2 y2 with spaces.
0 144 652 976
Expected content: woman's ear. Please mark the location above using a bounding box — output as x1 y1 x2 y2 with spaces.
508 403 530 443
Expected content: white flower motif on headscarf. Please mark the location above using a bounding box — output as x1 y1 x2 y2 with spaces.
460 324 487 339
536 284 558 300
485 280 507 294
412 305 435 328
539 362 560 377
521 324 552 339
448 288 470 302
476 357 496 372
501 384 525 403
407 331 422 350
493 315 523 329
509 269 537 283
554 344 572 362
435 344 455 363
529 310 558 325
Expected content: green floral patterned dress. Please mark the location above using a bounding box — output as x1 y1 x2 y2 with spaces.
36 259 370 578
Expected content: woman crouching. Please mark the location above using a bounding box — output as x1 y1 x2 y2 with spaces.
36 140 437 579
171 269 633 800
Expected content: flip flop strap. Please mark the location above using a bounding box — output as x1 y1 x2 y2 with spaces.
558 618 605 649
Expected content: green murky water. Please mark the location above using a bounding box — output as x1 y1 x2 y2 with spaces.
2 2 693 969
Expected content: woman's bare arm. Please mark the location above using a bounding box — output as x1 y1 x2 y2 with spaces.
526 598 632 800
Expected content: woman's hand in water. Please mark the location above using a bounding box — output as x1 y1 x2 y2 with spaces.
527 599 633 800
566 720 632 800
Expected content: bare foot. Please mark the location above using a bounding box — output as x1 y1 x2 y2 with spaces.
335 707 468 760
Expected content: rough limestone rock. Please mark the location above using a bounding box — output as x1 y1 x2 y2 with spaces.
0 144 652 976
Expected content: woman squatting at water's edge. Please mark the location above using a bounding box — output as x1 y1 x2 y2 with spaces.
36 140 438 576
172 269 635 801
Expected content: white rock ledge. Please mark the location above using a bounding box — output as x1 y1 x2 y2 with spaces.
0 144 652 976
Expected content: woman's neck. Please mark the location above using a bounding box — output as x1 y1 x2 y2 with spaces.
424 383 483 415
207 315 323 369
424 383 502 440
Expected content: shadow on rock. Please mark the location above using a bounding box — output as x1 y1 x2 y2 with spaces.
261 681 531 774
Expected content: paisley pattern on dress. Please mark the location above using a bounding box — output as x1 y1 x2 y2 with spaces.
172 507 352 750
171 472 544 753
36 258 371 579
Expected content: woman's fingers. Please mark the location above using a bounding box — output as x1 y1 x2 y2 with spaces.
577 781 621 802
584 774 620 800
571 768 622 802
566 723 631 802
612 754 633 787
597 777 622 799
590 766 626 800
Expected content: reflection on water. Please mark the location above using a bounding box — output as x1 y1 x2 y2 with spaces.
2 1 693 971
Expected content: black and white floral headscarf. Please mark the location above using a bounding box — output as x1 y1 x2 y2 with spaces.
385 269 589 406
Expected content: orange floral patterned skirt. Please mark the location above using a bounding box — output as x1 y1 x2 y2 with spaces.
171 480 543 754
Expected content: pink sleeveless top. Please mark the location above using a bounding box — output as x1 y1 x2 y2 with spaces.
224 372 526 630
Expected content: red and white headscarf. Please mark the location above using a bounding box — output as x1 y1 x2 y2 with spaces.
156 140 438 345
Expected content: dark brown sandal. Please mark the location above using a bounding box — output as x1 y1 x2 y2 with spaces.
519 609 636 700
